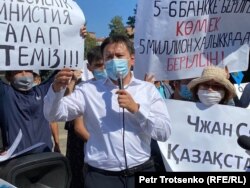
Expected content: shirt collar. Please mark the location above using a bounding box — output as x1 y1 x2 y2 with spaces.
102 72 141 88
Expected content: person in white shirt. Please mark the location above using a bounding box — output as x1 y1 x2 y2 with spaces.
43 35 171 188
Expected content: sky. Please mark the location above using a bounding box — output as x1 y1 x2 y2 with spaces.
75 0 137 38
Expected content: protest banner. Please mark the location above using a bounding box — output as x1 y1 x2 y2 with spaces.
134 0 250 81
0 0 85 70
158 99 250 171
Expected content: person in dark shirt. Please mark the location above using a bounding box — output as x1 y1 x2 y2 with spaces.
0 26 87 156
32 70 61 153
0 70 57 155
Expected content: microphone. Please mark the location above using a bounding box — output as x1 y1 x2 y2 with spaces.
117 72 124 112
237 135 250 150
117 72 123 90
117 72 127 171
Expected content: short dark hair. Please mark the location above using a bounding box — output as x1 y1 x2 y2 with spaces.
87 46 103 66
100 35 134 55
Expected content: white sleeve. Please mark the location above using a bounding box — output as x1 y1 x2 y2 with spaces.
134 87 171 142
43 84 85 122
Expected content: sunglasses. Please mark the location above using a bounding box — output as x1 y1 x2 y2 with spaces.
199 83 225 91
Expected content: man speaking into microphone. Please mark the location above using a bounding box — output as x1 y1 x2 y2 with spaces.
44 35 172 188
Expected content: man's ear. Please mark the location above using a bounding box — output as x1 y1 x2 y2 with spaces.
130 54 135 66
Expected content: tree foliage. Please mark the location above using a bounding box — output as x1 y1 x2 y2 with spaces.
109 16 127 37
84 33 97 59
126 6 137 30
107 5 137 39
126 5 137 39
40 70 54 82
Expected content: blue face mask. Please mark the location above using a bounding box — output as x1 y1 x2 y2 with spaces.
179 84 193 100
105 59 129 81
12 76 34 91
93 69 107 80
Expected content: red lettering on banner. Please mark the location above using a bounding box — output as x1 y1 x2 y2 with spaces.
176 17 221 36
166 51 224 71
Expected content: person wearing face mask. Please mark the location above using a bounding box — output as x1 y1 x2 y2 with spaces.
87 46 107 80
0 70 58 155
187 66 237 106
43 35 172 188
0 26 87 156
171 78 194 101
